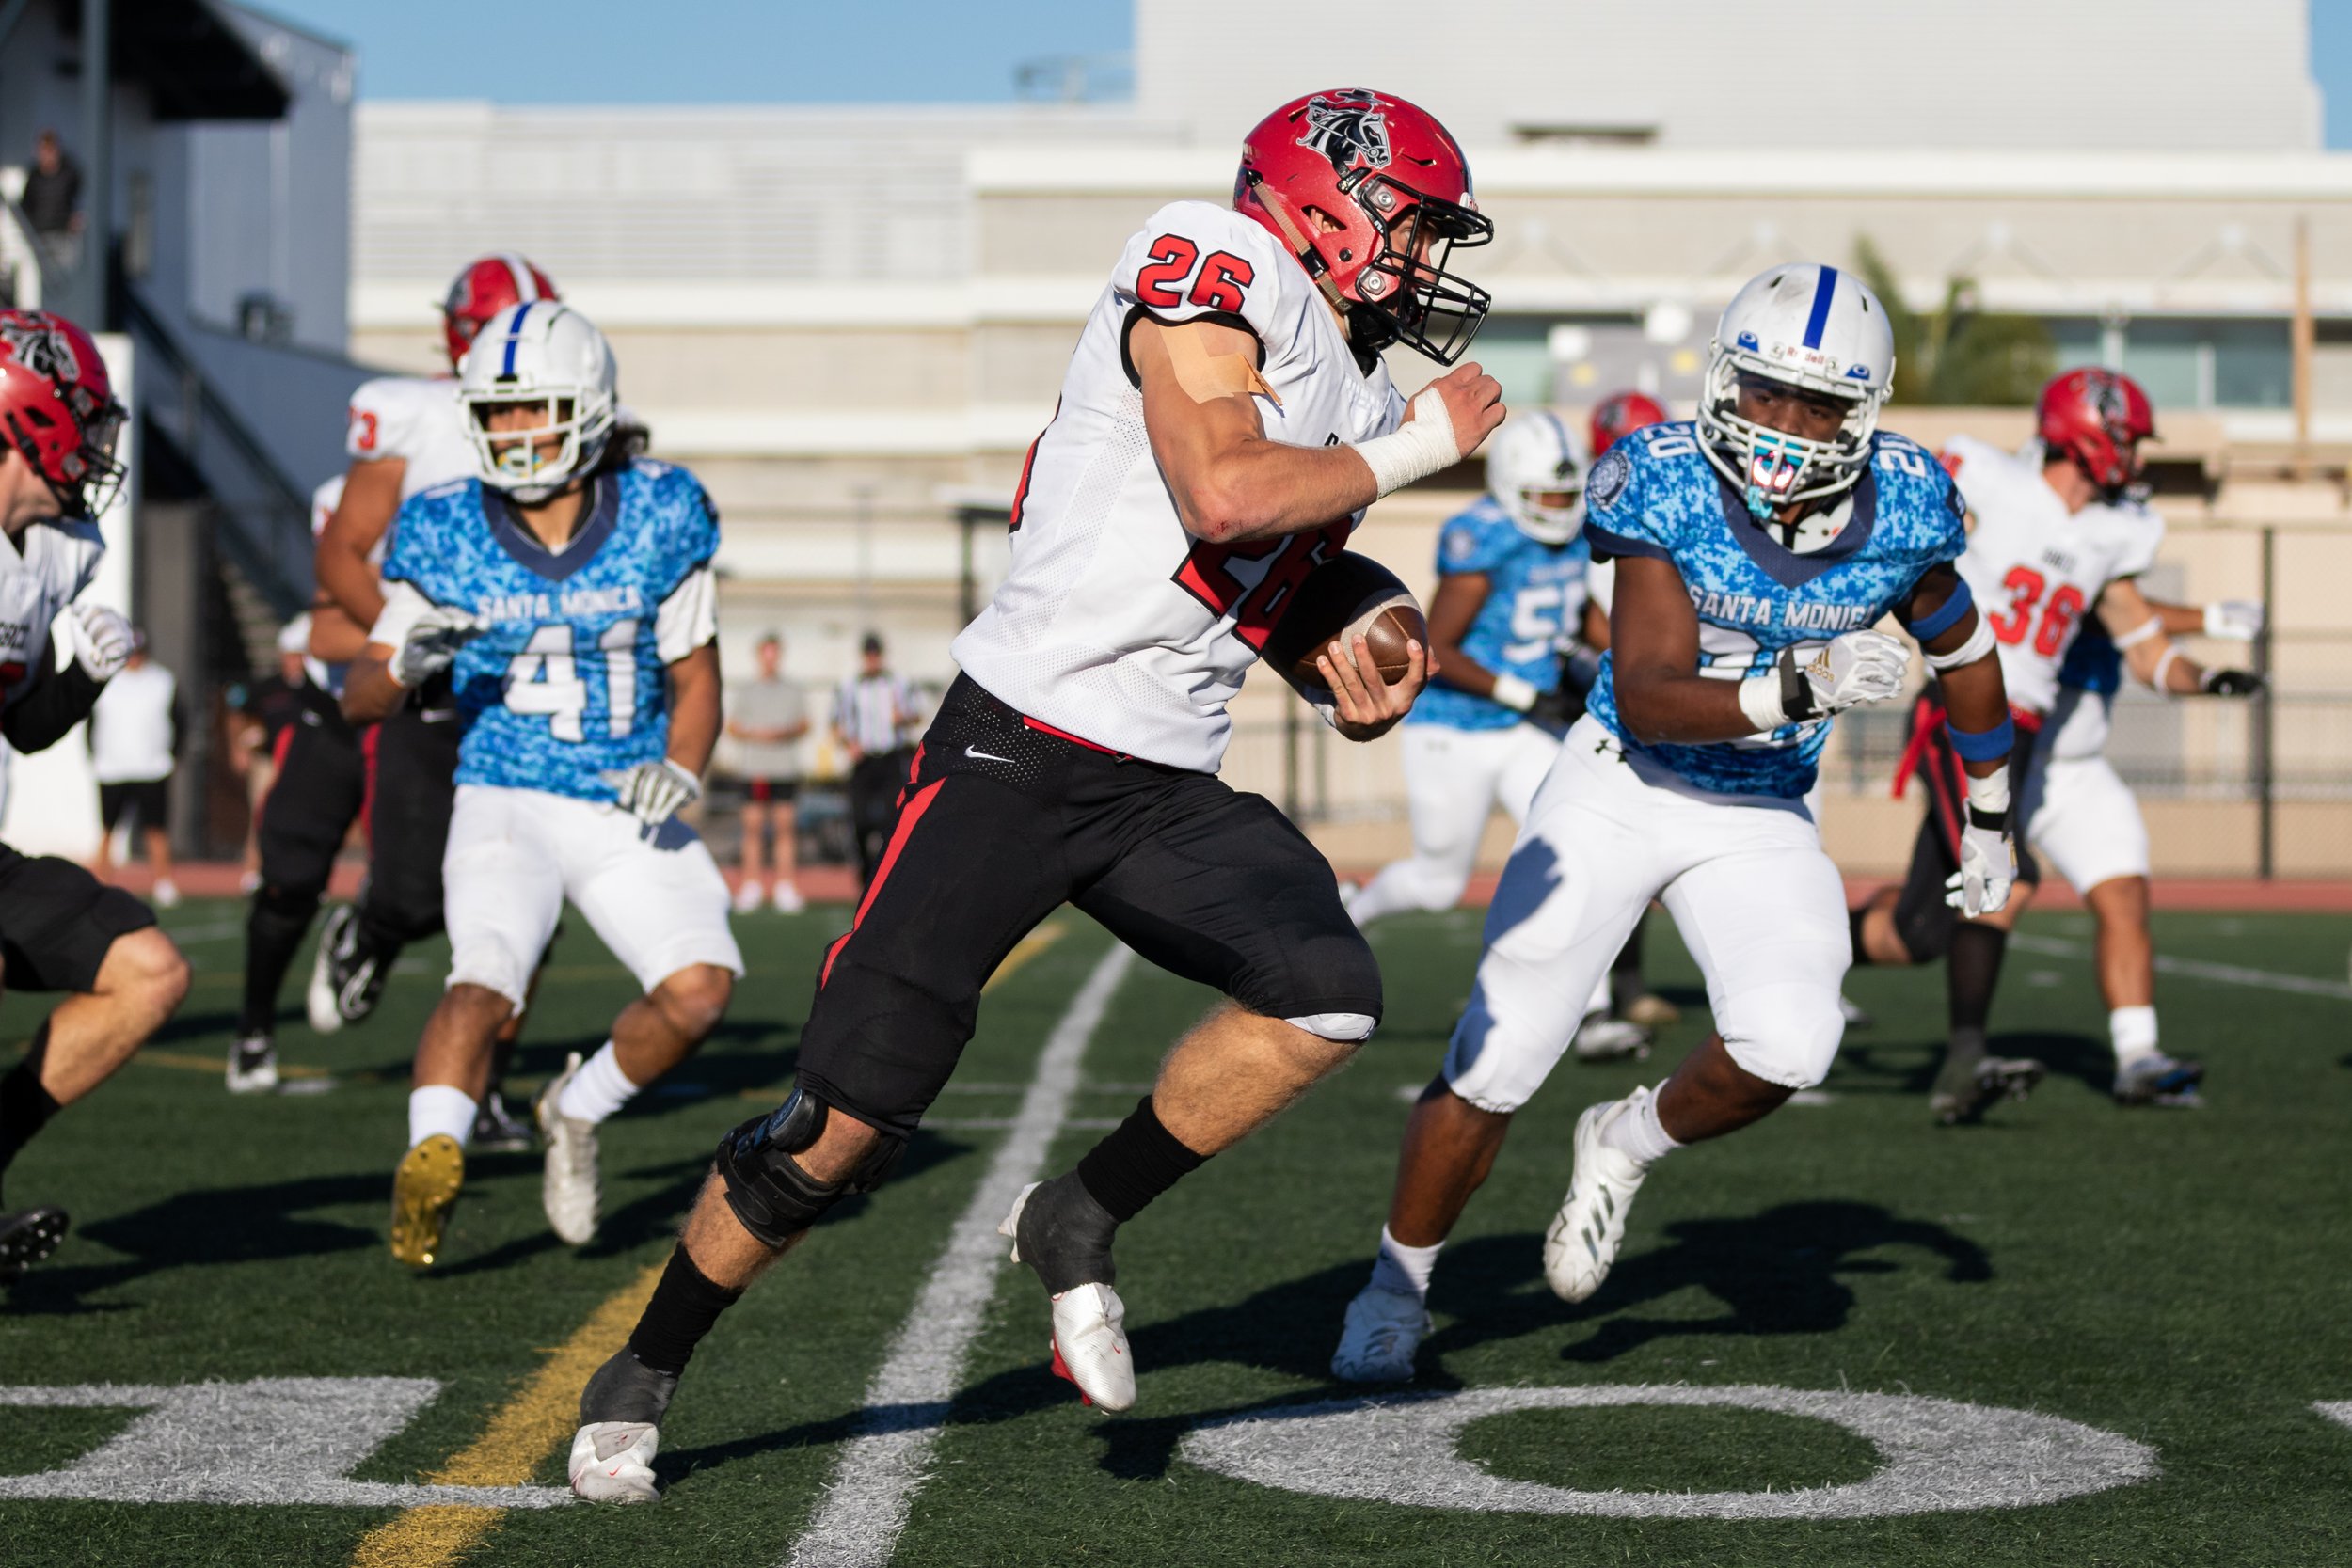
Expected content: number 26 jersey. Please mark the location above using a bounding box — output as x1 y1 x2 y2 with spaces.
951 199 1406 775
372 458 720 801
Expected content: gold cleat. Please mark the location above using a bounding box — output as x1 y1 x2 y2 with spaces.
1623 993 1681 1029
389 1134 466 1270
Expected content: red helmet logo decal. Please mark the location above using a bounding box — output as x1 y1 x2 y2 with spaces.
0 317 81 385
1296 91 1393 173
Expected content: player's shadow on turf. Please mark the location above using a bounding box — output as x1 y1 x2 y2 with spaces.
1536 1199 1992 1364
3 1173 387 1311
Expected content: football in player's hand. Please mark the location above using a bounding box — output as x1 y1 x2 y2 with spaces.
1262 551 1427 698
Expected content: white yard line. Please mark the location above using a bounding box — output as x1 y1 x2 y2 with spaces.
2008 933 2352 1002
784 942 1136 1568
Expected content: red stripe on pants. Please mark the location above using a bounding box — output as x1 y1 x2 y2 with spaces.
358 724 383 845
819 777 944 987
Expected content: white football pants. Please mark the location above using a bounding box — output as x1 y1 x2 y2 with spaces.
2022 753 2150 894
442 784 744 1007
1442 717 1851 1113
1350 721 1562 923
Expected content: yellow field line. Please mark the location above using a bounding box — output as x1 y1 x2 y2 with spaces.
346 1259 666 1568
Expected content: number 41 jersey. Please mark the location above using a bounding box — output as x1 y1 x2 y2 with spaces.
374 459 719 801
952 199 1407 774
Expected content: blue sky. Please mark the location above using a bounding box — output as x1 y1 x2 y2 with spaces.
260 0 2351 147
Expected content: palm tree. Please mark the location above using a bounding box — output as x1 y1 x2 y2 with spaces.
1855 237 2054 405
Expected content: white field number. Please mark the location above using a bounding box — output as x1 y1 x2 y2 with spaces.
503 619 638 742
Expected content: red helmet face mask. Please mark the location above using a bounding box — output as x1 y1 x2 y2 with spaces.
0 310 127 521
1233 88 1492 364
2037 368 2154 497
1589 390 1669 458
441 255 560 369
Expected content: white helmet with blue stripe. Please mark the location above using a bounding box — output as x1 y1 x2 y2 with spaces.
1697 263 1894 522
457 300 619 503
1484 407 1588 546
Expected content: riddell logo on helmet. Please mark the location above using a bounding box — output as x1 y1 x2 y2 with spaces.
0 317 81 384
1297 92 1393 173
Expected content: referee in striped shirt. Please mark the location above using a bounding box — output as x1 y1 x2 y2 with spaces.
834 633 920 889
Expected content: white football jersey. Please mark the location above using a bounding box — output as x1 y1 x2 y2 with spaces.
1943 435 2161 716
344 375 475 500
951 200 1407 773
0 517 104 712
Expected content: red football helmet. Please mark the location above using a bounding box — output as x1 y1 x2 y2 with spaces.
1588 390 1669 458
2037 368 2155 494
0 309 127 520
1233 88 1491 363
441 254 560 369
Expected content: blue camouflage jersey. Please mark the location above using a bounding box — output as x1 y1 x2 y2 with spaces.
2058 620 2122 695
381 458 719 800
1410 496 1591 732
1582 420 1966 798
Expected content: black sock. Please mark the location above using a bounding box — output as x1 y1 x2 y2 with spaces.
0 1059 61 1178
240 885 319 1036
1848 907 1873 968
1947 922 2009 1057
628 1245 745 1376
486 1030 517 1099
1074 1095 1207 1225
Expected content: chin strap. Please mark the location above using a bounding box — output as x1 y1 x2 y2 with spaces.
1247 174 1350 320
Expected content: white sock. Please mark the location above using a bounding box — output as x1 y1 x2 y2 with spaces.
408 1085 478 1150
2109 1006 2160 1069
1583 968 1613 1021
555 1041 643 1127
1600 1084 1680 1168
1368 1225 1444 1302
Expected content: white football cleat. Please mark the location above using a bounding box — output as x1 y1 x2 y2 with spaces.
1330 1283 1431 1383
1571 1013 1651 1063
569 1420 660 1503
1046 1282 1135 1412
731 879 762 914
306 905 357 1035
535 1053 601 1245
769 879 805 914
224 1033 278 1095
1542 1089 1654 1304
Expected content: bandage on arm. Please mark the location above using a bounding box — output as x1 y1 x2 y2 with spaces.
1131 316 1379 545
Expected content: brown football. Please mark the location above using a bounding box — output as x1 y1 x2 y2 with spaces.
1262 550 1427 699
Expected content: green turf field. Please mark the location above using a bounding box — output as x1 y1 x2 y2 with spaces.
4 899 2350 1567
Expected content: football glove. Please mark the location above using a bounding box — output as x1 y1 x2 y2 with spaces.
1743 629 1908 731
391 606 485 688
69 601 135 681
1945 807 2017 918
1527 682 1585 737
602 758 701 830
2202 600 2265 641
2201 668 2264 698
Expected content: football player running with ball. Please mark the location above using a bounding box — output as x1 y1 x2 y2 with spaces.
0 311 192 1278
569 87 1502 1500
1332 264 2016 1384
343 303 739 1270
1849 370 2253 1120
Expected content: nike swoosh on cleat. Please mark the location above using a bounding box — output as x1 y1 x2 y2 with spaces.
964 746 1013 763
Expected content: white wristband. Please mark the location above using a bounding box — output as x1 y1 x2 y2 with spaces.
1738 674 1788 734
1489 673 1537 713
1967 762 2011 816
1350 388 1459 499
2151 645 2182 694
1923 614 1995 672
2111 615 2162 651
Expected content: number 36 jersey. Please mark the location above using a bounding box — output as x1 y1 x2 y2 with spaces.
1942 434 2160 718
372 458 720 801
1582 421 1966 800
951 199 1407 775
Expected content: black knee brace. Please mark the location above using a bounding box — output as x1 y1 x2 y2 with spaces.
256 882 321 928
714 1088 907 1248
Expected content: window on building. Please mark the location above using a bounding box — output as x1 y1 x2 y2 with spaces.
2048 316 2292 409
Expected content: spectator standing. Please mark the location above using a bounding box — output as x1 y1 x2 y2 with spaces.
89 631 179 905
833 631 917 889
21 132 84 276
726 631 811 913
